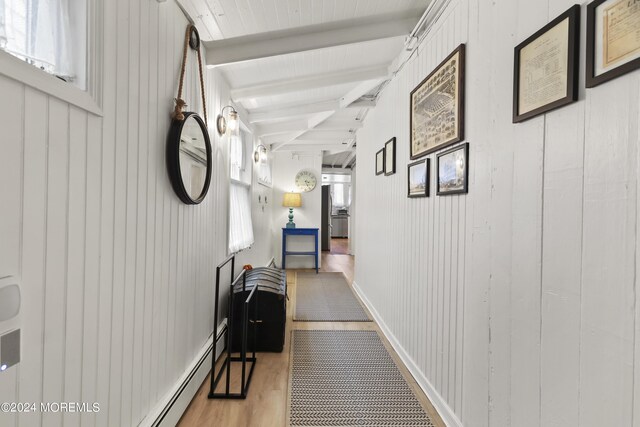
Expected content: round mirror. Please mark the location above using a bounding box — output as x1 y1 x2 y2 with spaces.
166 112 212 204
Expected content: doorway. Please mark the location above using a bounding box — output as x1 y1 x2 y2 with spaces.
320 173 352 254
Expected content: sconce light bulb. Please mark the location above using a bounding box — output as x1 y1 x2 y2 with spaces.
228 111 239 132
0 364 7 371
254 144 268 164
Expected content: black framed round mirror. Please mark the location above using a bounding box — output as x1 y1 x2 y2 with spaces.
166 112 212 205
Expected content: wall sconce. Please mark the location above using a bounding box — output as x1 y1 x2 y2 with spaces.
216 105 239 136
254 144 268 163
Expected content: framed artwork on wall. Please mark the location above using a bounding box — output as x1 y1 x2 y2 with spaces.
384 137 396 176
410 44 465 159
437 143 469 196
407 159 430 198
586 0 640 88
513 5 580 123
375 148 385 175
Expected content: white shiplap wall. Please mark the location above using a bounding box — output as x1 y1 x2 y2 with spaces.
354 1 640 426
0 1 272 426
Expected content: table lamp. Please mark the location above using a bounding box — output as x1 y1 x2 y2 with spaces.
282 192 302 228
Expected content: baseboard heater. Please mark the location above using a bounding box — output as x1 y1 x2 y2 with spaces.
142 321 226 427
142 256 275 425
149 333 214 427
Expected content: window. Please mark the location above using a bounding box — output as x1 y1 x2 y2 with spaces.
333 183 345 206
228 127 254 254
229 133 243 181
322 173 351 209
0 0 87 89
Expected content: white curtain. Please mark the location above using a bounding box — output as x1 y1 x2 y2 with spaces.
0 0 74 80
228 183 254 254
228 127 254 254
229 133 243 181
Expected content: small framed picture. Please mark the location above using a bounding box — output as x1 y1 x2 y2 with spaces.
384 137 396 176
437 143 469 196
586 0 640 88
375 148 385 175
513 5 580 123
407 159 430 198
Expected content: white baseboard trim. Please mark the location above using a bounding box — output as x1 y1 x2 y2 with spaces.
352 281 463 427
140 319 227 427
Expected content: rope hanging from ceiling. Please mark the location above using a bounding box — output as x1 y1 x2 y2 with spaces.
173 24 208 127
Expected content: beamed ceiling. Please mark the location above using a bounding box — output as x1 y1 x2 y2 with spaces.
178 0 432 164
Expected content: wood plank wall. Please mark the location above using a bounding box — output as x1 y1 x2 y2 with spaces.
354 0 640 426
0 1 272 426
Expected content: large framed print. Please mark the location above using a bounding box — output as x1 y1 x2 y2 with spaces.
384 137 396 176
410 44 465 159
408 159 430 198
587 0 640 87
375 148 385 175
437 143 469 196
513 5 580 123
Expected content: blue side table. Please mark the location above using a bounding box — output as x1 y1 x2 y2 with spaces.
282 228 319 274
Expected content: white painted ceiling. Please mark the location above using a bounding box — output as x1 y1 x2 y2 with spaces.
178 0 432 164
181 0 430 40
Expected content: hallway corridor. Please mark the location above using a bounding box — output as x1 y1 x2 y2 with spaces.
2 0 638 425
178 253 444 426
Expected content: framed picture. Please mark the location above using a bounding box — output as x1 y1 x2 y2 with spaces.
408 159 430 198
384 137 396 176
513 5 580 123
587 0 640 88
410 44 465 159
437 143 469 196
375 148 385 175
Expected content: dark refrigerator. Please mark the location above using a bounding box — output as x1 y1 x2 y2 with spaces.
321 185 332 251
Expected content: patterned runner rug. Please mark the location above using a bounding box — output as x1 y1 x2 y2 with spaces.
288 330 435 427
294 272 370 322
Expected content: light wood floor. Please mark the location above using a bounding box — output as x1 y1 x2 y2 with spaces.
178 253 444 427
329 237 349 254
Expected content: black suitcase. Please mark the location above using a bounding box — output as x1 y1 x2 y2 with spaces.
230 269 287 352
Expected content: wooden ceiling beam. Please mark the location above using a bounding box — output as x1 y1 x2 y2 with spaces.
249 101 336 123
280 143 351 153
204 11 421 66
295 130 355 141
255 119 364 137
341 150 357 168
231 65 388 102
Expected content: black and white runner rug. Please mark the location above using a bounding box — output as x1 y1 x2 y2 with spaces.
288 330 435 426
294 272 371 322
